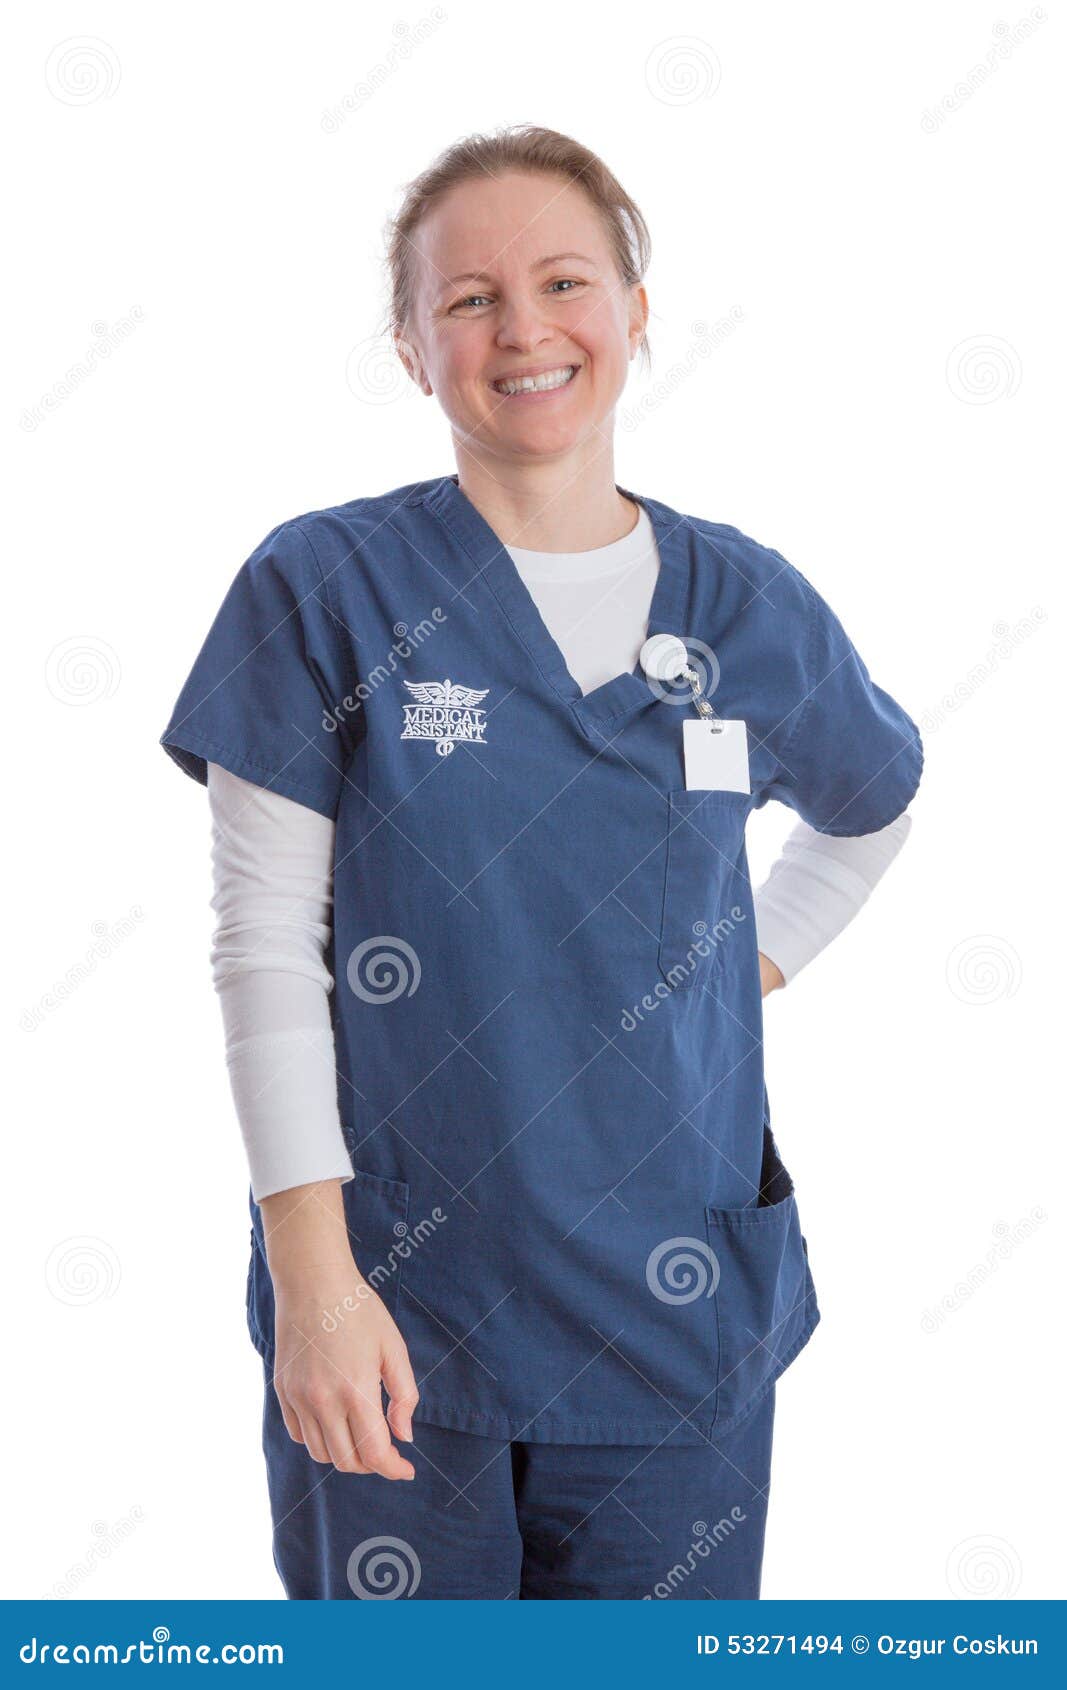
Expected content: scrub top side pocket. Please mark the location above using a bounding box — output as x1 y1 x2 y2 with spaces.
658 789 750 991
704 1125 819 1434
246 1157 410 1366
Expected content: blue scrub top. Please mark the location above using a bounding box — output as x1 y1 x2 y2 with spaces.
160 473 923 1446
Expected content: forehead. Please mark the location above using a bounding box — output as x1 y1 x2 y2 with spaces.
414 172 611 295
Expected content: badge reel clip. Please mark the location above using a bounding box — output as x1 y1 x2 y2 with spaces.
682 665 719 727
639 634 719 725
639 634 750 794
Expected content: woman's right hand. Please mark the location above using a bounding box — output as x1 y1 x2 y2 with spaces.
259 1179 419 1480
758 951 785 997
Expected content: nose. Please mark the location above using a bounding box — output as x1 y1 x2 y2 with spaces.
495 291 555 352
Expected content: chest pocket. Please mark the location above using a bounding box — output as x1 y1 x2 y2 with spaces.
658 788 750 990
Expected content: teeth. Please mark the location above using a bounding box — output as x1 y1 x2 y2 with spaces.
493 365 576 395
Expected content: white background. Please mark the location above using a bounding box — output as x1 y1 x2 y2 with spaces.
6 0 1062 1601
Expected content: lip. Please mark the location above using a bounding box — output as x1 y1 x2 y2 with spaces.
488 361 580 386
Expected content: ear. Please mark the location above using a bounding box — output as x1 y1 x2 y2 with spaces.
396 333 431 396
627 283 650 358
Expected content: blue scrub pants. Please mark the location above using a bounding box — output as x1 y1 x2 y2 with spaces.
258 1359 776 1600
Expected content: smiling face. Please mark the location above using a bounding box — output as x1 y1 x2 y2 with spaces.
400 171 647 469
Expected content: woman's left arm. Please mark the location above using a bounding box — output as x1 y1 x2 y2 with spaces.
755 809 913 994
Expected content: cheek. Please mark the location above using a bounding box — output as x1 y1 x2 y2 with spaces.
572 303 629 369
441 338 491 399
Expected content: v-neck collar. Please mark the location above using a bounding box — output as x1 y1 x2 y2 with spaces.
420 473 692 742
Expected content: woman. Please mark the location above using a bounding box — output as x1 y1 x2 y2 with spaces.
160 125 922 1600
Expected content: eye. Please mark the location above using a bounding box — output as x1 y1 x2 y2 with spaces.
449 293 492 312
448 279 587 312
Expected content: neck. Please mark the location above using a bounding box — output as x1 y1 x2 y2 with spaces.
451 439 638 553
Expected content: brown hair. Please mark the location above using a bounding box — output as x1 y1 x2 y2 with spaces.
381 124 652 372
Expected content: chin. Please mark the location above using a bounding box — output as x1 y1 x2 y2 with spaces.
501 432 585 460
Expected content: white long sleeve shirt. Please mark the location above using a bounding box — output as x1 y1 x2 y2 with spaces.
205 503 911 1198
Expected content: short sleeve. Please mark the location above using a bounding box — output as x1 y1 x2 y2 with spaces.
764 574 924 835
159 519 353 820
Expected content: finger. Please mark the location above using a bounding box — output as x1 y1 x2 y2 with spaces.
273 1378 306 1447
345 1410 411 1479
381 1345 420 1442
319 1407 373 1475
348 1401 416 1480
298 1410 332 1465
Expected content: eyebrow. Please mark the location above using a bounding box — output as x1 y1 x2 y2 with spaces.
441 252 597 290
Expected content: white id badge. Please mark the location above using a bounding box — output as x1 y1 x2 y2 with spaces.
683 718 750 793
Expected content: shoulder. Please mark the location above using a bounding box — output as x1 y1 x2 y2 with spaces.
255 479 436 582
237 480 433 597
283 479 434 544
644 493 821 628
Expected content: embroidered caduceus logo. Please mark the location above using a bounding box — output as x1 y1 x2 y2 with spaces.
401 678 490 757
